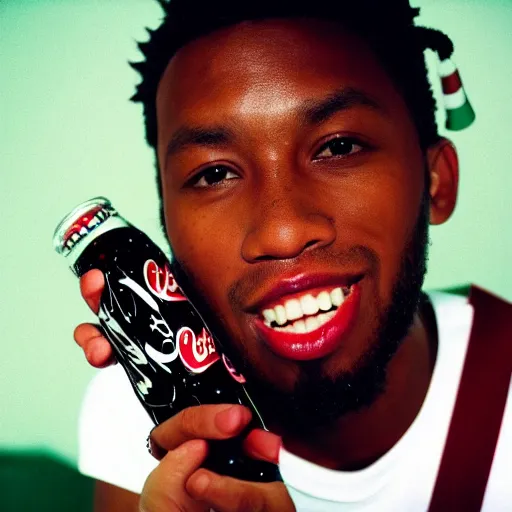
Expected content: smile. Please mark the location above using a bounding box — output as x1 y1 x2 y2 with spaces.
254 280 362 361
260 285 350 333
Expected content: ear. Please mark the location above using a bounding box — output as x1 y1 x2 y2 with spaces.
426 138 459 225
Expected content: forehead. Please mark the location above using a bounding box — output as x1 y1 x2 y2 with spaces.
156 19 409 149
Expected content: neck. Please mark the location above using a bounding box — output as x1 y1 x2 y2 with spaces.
277 298 438 470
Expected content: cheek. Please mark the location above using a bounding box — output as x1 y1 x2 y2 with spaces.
370 176 423 298
165 200 244 311
332 161 424 303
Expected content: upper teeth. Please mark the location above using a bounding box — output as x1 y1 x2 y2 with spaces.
262 287 346 327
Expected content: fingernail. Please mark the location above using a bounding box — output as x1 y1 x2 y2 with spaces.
215 406 248 434
256 442 280 463
244 430 282 463
146 428 166 460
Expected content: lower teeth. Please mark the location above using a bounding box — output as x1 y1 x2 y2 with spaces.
272 308 337 333
262 285 353 333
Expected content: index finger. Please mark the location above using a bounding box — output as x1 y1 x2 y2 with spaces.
149 404 252 458
242 429 281 464
80 269 104 314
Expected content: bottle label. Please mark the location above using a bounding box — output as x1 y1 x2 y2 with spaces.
144 259 221 374
222 354 247 383
177 327 221 373
144 259 187 302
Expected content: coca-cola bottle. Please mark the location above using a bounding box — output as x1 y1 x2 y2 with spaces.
53 197 279 482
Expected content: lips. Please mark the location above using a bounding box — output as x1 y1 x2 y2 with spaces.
251 274 362 361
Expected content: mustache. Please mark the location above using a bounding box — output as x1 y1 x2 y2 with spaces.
168 184 429 318
226 244 379 310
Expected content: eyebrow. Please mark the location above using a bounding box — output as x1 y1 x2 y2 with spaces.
164 88 384 167
300 87 386 125
164 126 235 168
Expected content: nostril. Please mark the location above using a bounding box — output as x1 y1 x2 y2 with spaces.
253 254 277 262
252 239 319 262
303 239 320 251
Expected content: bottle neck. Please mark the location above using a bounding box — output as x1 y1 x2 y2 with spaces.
66 215 130 272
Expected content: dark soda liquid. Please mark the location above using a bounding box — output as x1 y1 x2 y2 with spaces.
74 226 279 482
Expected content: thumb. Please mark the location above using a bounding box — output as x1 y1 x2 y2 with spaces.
160 439 209 480
140 440 209 512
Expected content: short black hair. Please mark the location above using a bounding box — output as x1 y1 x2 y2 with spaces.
131 0 454 154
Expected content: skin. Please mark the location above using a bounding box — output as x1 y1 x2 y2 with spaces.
75 18 459 511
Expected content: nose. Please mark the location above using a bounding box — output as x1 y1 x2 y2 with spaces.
241 184 336 263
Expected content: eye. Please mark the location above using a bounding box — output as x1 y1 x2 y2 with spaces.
188 165 239 188
314 137 364 160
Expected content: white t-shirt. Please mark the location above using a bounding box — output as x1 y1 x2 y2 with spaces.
78 291 511 510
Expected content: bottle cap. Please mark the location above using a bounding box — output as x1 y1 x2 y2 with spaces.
53 197 128 264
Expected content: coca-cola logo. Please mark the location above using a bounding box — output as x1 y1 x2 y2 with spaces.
144 259 186 302
222 354 246 383
177 327 220 373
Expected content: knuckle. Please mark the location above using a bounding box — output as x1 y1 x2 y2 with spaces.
239 492 265 512
179 406 203 437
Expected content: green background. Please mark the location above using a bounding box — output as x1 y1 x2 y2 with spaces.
1 0 511 490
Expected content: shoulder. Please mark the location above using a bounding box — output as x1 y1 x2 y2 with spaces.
468 286 512 509
432 284 512 311
429 286 512 510
483 379 512 510
79 364 149 432
427 285 512 338
78 365 158 494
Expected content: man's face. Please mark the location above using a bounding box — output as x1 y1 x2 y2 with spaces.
155 19 428 428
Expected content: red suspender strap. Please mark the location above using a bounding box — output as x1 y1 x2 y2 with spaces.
428 286 512 512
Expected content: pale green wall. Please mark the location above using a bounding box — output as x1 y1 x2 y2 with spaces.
1 0 511 465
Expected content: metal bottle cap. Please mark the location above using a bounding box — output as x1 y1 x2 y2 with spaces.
53 197 129 264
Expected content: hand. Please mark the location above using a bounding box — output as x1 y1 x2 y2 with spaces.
73 269 115 368
140 404 295 512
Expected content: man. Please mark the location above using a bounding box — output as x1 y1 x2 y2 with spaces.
73 0 511 510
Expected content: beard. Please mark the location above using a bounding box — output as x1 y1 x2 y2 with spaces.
245 191 431 434
167 189 431 435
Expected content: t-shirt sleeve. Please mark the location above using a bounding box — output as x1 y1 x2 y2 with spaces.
78 365 158 495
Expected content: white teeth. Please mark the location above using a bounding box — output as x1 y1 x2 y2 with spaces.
275 305 287 326
300 294 319 316
317 310 337 326
285 299 303 321
262 286 347 329
262 309 276 326
305 316 319 332
292 319 307 333
327 310 337 322
331 287 344 307
79 227 88 235
317 291 332 311
266 308 336 333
